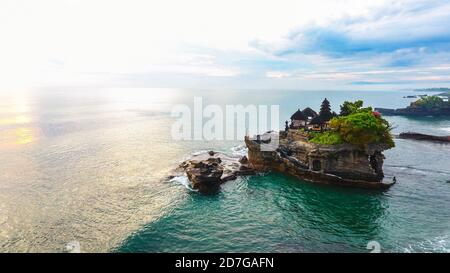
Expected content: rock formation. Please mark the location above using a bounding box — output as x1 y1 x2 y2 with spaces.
245 130 395 189
179 152 255 194
183 157 224 193
376 106 450 116
176 129 395 194
376 95 450 116
398 132 450 143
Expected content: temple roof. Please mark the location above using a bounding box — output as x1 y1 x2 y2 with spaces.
309 116 323 125
302 107 318 118
290 109 307 120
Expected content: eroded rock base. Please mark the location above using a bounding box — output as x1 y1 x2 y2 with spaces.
178 151 256 194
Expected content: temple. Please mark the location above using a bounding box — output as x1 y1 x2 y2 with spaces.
179 98 396 193
245 98 395 189
288 98 335 131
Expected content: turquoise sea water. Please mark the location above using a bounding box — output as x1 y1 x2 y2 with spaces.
0 88 449 252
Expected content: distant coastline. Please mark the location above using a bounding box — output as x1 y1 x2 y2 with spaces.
376 92 450 117
414 87 450 92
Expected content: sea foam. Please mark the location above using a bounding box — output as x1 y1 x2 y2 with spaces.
169 175 197 192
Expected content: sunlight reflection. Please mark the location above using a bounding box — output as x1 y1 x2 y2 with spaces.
14 128 34 145
105 88 179 112
0 127 37 148
0 91 36 148
0 115 31 126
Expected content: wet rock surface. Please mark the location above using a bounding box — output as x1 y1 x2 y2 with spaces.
178 151 256 194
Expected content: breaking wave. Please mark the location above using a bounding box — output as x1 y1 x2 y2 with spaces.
402 235 450 253
441 127 450 133
230 145 248 157
169 175 197 192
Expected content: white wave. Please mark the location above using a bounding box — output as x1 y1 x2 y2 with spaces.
230 145 248 157
403 235 450 253
178 150 209 163
169 175 198 192
192 150 209 156
441 127 450 133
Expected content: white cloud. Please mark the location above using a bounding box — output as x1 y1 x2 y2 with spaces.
0 0 449 88
266 71 291 78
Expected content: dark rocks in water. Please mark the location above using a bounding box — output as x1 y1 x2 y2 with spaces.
221 172 237 182
208 150 215 156
238 165 256 175
239 155 248 164
184 159 223 194
178 152 256 194
206 157 222 164
398 132 450 143
376 106 450 116
374 108 397 115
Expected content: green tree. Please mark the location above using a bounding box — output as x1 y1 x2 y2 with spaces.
413 96 446 110
339 100 373 116
329 111 394 148
318 98 334 122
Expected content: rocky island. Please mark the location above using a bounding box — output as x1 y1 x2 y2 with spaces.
178 99 396 193
245 131 393 189
376 94 450 116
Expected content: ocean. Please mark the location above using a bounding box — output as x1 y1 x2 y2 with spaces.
0 88 449 252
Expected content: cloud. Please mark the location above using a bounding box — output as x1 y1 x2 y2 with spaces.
2 0 450 89
245 0 450 88
255 0 450 57
265 71 291 78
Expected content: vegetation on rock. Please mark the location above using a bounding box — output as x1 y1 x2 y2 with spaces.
413 95 448 109
329 111 394 147
309 131 343 145
339 100 373 116
309 100 395 148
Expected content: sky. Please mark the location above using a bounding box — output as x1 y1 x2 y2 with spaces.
1 0 450 90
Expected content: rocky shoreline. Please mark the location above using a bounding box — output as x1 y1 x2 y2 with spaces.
398 132 450 143
375 106 450 116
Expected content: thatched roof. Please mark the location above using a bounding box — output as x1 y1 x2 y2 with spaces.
302 107 318 118
290 109 307 120
309 116 324 125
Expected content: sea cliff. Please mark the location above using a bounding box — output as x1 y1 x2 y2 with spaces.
245 130 394 189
